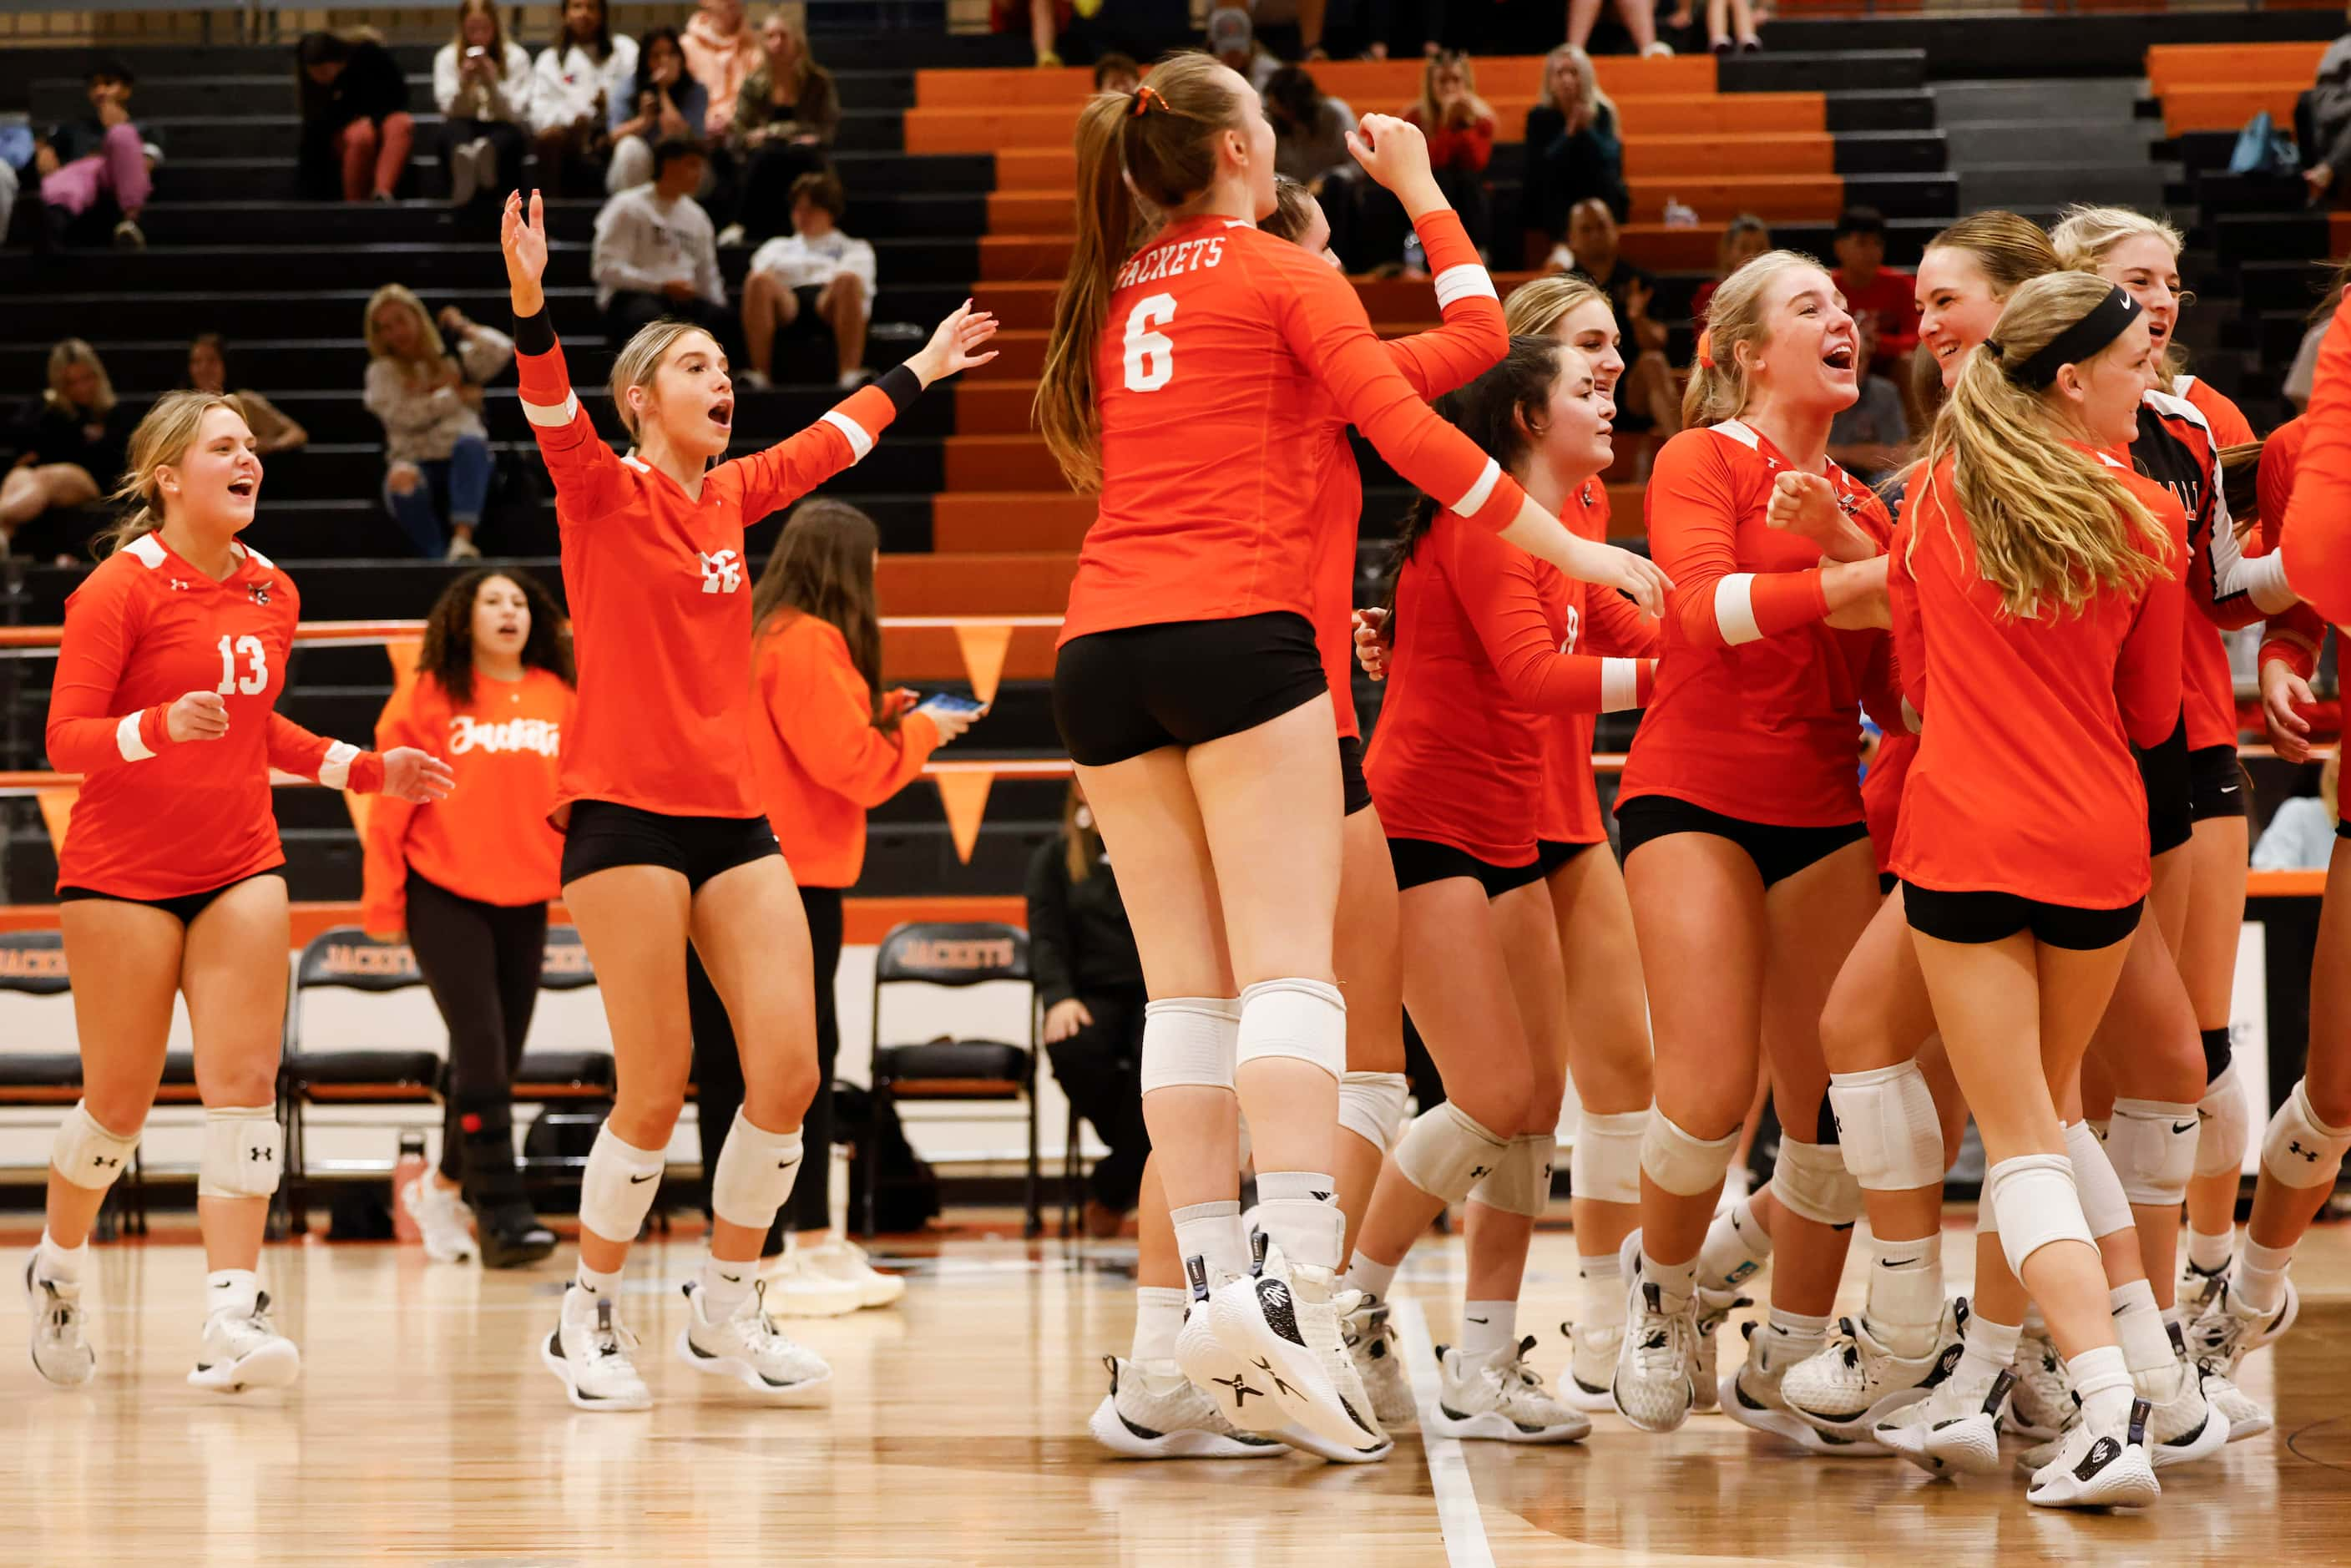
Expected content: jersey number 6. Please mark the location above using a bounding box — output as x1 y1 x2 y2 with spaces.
1122 293 1176 393
215 633 268 696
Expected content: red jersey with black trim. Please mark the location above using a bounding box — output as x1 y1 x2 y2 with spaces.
2258 417 2328 680
1619 421 1893 827
1063 215 1530 645
2138 386 2251 750
46 534 386 899
1542 478 1659 844
1889 449 2185 908
515 332 900 822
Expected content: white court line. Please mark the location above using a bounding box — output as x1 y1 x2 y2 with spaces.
1393 1298 1497 1568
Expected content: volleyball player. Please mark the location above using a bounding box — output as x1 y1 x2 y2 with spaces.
26 391 453 1391
498 190 997 1410
1036 55 1666 1455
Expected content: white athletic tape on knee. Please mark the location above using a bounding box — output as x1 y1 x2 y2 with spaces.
2106 1096 2199 1206
51 1100 139 1192
196 1105 282 1200
577 1122 667 1243
1337 1070 1409 1154
1140 996 1241 1095
709 1110 803 1231
2260 1077 2351 1189
2063 1120 2134 1238
1394 1101 1510 1204
1470 1133 1557 1217
1641 1109 1739 1197
1770 1136 1863 1227
1235 978 1346 1080
2195 1062 2252 1180
1569 1108 1646 1206
1985 1153 2096 1280
1827 1062 1943 1192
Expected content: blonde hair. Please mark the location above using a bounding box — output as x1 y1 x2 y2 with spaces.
1503 275 1605 338
608 317 718 438
1680 250 1827 427
449 0 511 77
2049 205 2184 273
1924 210 2058 301
363 284 447 367
1539 44 1615 129
101 390 249 556
1914 271 2171 620
1415 50 1493 127
46 338 116 417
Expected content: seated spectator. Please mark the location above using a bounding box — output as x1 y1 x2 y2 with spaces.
1208 8 1279 92
682 0 761 140
606 25 707 194
2255 756 2340 870
1565 198 1679 436
33 62 154 249
297 29 414 203
1689 213 1771 328
1522 44 1627 269
1566 0 1669 58
593 138 736 352
1093 53 1141 96
742 172 876 391
362 286 512 560
1403 52 1494 255
187 335 307 454
726 9 839 246
0 340 129 554
1706 0 1762 53
1026 780 1151 1240
1830 205 1919 381
1265 66 1361 261
2303 18 2351 206
436 0 535 209
1824 313 1907 483
529 0 637 197
993 0 1070 68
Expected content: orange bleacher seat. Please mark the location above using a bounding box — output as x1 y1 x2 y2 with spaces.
2160 83 2306 137
884 625 1059 683
1613 94 1825 136
876 551 1079 614
913 55 1714 111
946 433 1065 490
2144 41 2328 97
933 493 1096 553
1625 134 1834 179
984 225 1732 280
1627 176 1844 224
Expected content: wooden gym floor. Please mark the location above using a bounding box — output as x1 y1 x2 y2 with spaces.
8 1215 2351 1565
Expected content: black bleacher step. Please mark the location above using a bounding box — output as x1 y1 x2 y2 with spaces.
1761 8 2339 81
130 190 992 247
871 772 1062 824
1832 130 1947 176
1835 173 1959 221
2211 212 2334 269
1719 51 1928 96
0 288 607 341
1826 91 1938 136
32 69 918 124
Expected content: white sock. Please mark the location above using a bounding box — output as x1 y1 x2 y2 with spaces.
34 1229 85 1287
1643 1248 1698 1307
1866 1232 1944 1357
1255 1171 1342 1273
1133 1285 1186 1368
699 1253 756 1318
1696 1195 1773 1292
1578 1251 1626 1328
1759 1306 1831 1373
574 1259 624 1299
2068 1343 2135 1431
1959 1313 2022 1388
205 1267 260 1319
2108 1280 2172 1375
1344 1253 1399 1308
1170 1200 1249 1282
1461 1298 1516 1358
2237 1237 2294 1314
2187 1227 2234 1274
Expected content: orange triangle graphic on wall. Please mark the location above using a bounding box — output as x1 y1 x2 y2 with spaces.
934 768 995 865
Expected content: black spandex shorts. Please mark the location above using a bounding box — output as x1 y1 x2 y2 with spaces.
560 800 780 892
2136 716 2192 856
1615 796 1870 889
1903 882 2144 952
1338 735 1373 817
1538 838 1598 877
2188 744 2248 822
1388 837 1545 898
58 871 275 927
1053 612 1327 767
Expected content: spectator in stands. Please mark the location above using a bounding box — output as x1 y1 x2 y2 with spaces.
1704 0 1762 54
2255 756 2340 870
297 29 415 203
1567 0 1671 58
1093 53 1141 95
1208 8 1279 92
1265 66 1361 262
994 0 1070 68
0 340 129 554
2303 21 2351 206
1403 52 1494 255
436 0 535 209
593 137 735 354
362 286 512 560
33 62 154 250
1565 198 1680 434
605 25 707 195
1690 214 1771 328
726 9 839 247
1522 44 1628 269
741 172 877 391
529 0 636 197
1825 311 1907 483
683 0 762 139
186 336 307 455
1026 779 1151 1240
1830 206 1919 382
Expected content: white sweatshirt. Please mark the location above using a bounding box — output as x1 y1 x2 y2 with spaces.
591 185 725 311
363 324 515 465
434 40 535 124
530 37 639 134
747 229 878 320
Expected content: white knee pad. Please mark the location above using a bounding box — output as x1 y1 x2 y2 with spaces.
2260 1077 2351 1189
2194 1062 2252 1180
1337 1070 1409 1154
1470 1133 1558 1217
1140 997 1241 1095
2063 1119 2134 1238
1770 1136 1863 1227
1827 1062 1943 1192
1984 1152 2096 1280
1393 1101 1510 1204
2107 1096 2199 1206
1569 1108 1646 1206
1235 978 1345 1080
709 1110 803 1231
51 1100 139 1192
196 1105 282 1200
577 1121 667 1243
1640 1109 1739 1198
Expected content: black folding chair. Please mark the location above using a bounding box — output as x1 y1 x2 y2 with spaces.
278 927 439 1232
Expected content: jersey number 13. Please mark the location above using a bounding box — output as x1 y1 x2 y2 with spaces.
215 634 268 696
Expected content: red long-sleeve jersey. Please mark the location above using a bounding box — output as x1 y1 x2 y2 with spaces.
515 329 900 821
1617 420 1893 827
2279 308 2351 630
46 534 386 899
1062 215 1530 645
2258 417 2328 680
2139 386 2260 750
1889 449 2184 908
1542 478 1659 844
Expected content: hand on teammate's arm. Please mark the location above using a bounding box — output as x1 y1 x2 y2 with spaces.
2262 656 2320 764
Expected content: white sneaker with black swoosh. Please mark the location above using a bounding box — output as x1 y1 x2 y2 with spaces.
543 1282 651 1411
675 1278 832 1401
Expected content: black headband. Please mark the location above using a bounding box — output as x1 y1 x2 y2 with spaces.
1984 285 2141 391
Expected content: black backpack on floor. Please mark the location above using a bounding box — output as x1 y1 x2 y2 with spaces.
835 1082 940 1235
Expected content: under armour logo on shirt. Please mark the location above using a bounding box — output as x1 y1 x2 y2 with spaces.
699 549 743 594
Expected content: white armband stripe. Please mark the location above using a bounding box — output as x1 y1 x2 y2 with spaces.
317 740 359 791
1600 658 1641 712
519 391 580 428
1449 458 1502 519
1714 574 1764 645
821 410 875 463
116 711 154 762
1433 263 1499 309
2241 550 2298 616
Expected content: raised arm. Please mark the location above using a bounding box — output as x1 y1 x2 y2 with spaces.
1381 208 1506 402
503 190 629 522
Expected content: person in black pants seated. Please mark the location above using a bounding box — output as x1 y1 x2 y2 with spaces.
1027 780 1151 1239
589 136 736 356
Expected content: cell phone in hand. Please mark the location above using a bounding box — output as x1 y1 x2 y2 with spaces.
917 693 986 716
